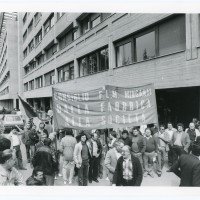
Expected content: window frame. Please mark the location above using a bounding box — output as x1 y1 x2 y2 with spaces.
57 62 74 83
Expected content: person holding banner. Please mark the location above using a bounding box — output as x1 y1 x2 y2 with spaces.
74 131 92 186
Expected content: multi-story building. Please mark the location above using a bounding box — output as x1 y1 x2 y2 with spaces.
19 12 200 126
0 12 18 110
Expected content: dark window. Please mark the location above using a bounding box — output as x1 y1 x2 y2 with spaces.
81 17 90 34
23 48 28 59
45 71 55 86
116 42 132 67
23 31 27 42
79 47 109 77
29 61 36 71
46 44 57 60
59 29 74 50
29 80 34 90
44 14 54 35
91 13 101 28
57 12 64 19
35 12 42 25
136 31 156 62
35 29 42 45
28 20 33 34
57 62 74 82
24 66 29 75
28 40 34 52
23 13 27 25
24 83 28 92
37 54 44 65
35 76 43 88
158 15 186 56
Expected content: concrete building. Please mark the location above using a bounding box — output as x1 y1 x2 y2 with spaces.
19 12 200 126
0 12 18 110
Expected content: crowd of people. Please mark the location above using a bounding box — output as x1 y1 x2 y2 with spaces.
0 116 200 186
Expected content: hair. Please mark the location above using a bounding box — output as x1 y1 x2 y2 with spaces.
32 166 43 177
145 127 152 133
177 123 184 129
0 137 11 151
160 124 165 128
167 122 173 125
39 122 45 128
64 128 73 136
110 130 117 138
132 127 139 132
11 126 17 131
113 139 124 147
122 130 128 135
43 138 51 146
45 121 49 124
0 149 14 164
79 131 87 139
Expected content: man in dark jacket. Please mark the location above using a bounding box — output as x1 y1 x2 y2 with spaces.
112 145 143 186
167 138 200 186
131 127 146 172
32 138 57 185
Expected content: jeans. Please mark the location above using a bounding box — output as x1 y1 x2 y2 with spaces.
98 153 104 178
168 144 173 165
172 145 186 164
62 161 75 182
25 144 30 161
156 147 166 174
143 151 155 173
78 160 89 186
89 156 99 181
13 145 24 169
44 174 55 186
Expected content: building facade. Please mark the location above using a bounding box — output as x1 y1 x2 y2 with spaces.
0 12 18 110
19 12 200 126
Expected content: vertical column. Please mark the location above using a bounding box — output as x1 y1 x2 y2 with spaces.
185 14 192 60
108 34 115 76
74 58 79 79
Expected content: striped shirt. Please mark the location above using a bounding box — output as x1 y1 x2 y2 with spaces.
122 157 133 180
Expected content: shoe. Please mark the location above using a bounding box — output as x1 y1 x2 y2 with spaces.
143 171 148 177
58 173 62 177
148 172 154 178
19 167 27 170
93 179 99 183
64 181 67 185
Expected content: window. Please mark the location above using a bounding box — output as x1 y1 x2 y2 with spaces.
29 61 36 71
59 29 74 50
24 66 29 75
44 14 54 35
102 13 111 21
45 70 55 86
28 20 33 34
37 54 44 65
46 44 57 60
24 83 28 92
57 12 64 19
29 80 34 90
35 76 43 88
81 17 90 34
115 15 186 67
57 62 74 82
91 13 101 28
116 42 132 67
35 12 42 25
136 31 156 62
23 48 28 59
23 31 27 42
79 47 109 77
28 40 34 52
23 13 27 25
158 15 186 56
35 29 42 45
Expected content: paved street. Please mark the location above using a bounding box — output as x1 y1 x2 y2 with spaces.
19 142 180 186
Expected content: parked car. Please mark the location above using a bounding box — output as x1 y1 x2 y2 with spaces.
2 114 25 133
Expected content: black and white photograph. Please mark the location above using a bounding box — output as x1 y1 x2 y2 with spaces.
0 2 200 198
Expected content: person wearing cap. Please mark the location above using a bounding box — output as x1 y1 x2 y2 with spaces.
121 130 132 147
74 131 92 186
167 137 200 186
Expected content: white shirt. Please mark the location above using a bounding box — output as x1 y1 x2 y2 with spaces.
6 132 21 146
165 128 177 141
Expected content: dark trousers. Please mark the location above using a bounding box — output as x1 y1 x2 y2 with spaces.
78 161 89 186
172 145 186 164
168 144 173 165
89 156 99 181
98 153 104 178
122 178 134 186
25 144 31 161
13 145 24 169
44 174 55 186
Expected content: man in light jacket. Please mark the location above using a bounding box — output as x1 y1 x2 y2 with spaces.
73 131 92 186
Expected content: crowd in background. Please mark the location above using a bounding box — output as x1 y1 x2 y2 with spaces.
0 116 200 186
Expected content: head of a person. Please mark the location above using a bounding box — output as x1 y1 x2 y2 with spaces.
41 132 48 142
43 138 51 147
177 123 184 132
32 167 44 182
0 137 11 151
92 132 98 141
65 128 73 136
189 122 195 130
109 131 117 139
11 127 17 134
95 129 101 135
80 131 87 143
0 149 16 170
132 127 139 136
122 130 128 139
192 118 198 124
114 139 124 153
160 124 165 133
39 122 45 130
145 128 152 137
32 124 37 130
167 122 173 130
26 123 31 130
121 145 131 159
